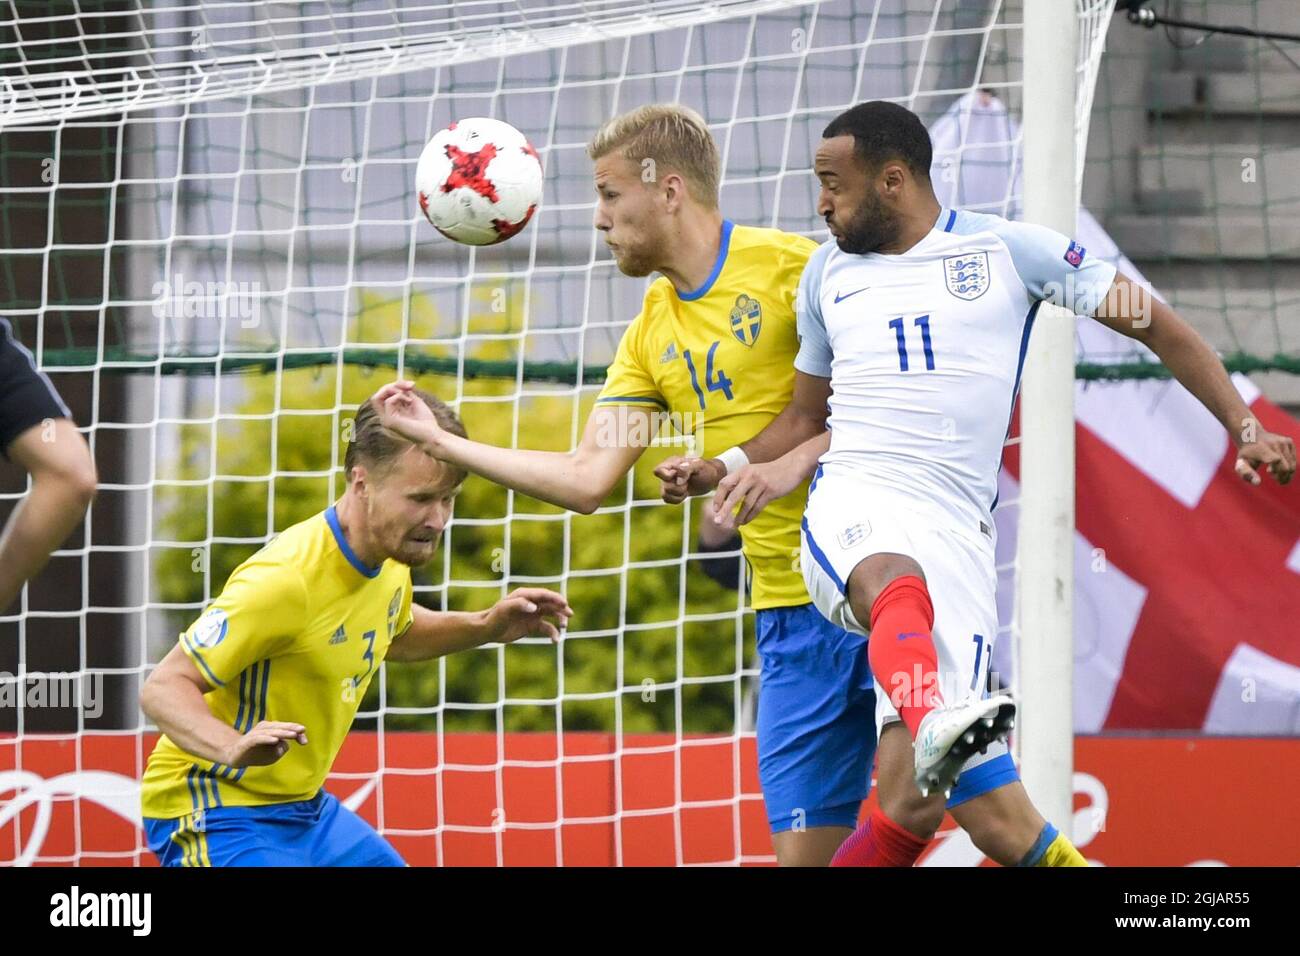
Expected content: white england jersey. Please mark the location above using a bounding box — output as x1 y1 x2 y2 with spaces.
794 207 1117 533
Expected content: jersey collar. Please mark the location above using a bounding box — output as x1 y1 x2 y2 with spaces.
325 504 383 579
858 208 954 260
675 219 734 301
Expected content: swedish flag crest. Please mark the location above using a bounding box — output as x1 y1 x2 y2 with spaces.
730 294 762 347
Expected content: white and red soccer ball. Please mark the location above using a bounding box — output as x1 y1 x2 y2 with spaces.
415 117 543 245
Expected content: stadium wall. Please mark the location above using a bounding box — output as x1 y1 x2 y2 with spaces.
3 733 1296 866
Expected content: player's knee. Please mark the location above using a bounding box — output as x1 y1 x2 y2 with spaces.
846 554 926 628
846 591 873 634
879 789 945 840
772 839 828 868
954 792 1045 866
962 815 1030 866
843 580 875 636
772 827 851 867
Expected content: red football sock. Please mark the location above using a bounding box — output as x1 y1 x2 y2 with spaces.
866 575 942 737
830 806 930 867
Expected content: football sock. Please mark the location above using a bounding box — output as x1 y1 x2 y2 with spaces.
830 805 931 867
867 575 942 737
1018 822 1089 867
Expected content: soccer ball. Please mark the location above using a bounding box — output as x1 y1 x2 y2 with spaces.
415 117 543 245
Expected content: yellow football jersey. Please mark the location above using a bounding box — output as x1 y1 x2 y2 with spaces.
597 220 818 609
140 505 414 820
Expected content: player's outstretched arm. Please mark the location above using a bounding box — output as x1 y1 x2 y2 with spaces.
386 588 574 662
373 381 651 514
655 370 832 503
1092 273 1296 485
140 645 308 768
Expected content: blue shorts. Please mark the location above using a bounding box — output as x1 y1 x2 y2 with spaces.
143 791 405 867
756 602 877 834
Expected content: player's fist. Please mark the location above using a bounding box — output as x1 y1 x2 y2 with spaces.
654 456 726 504
371 381 444 452
1235 426 1296 486
222 721 308 768
483 588 573 645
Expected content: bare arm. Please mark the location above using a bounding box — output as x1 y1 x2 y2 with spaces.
435 409 648 513
739 371 833 463
385 588 573 662
373 382 651 514
771 429 831 480
1094 274 1295 484
0 419 97 612
656 371 832 502
139 645 307 767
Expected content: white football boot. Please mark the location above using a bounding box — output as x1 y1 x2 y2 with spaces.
914 694 1017 798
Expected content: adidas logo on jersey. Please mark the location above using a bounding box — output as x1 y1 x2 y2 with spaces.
328 625 347 645
659 342 678 364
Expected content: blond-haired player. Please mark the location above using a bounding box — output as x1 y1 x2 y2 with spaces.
139 389 570 866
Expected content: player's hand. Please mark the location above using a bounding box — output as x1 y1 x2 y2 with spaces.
1235 427 1296 486
222 721 308 768
654 456 726 504
483 588 573 645
711 459 802 530
371 380 444 452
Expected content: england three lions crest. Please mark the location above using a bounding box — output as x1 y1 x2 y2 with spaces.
730 294 762 347
943 252 989 301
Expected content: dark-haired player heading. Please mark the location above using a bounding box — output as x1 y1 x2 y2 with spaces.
665 100 1294 867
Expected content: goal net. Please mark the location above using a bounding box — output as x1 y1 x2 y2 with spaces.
0 0 1114 866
